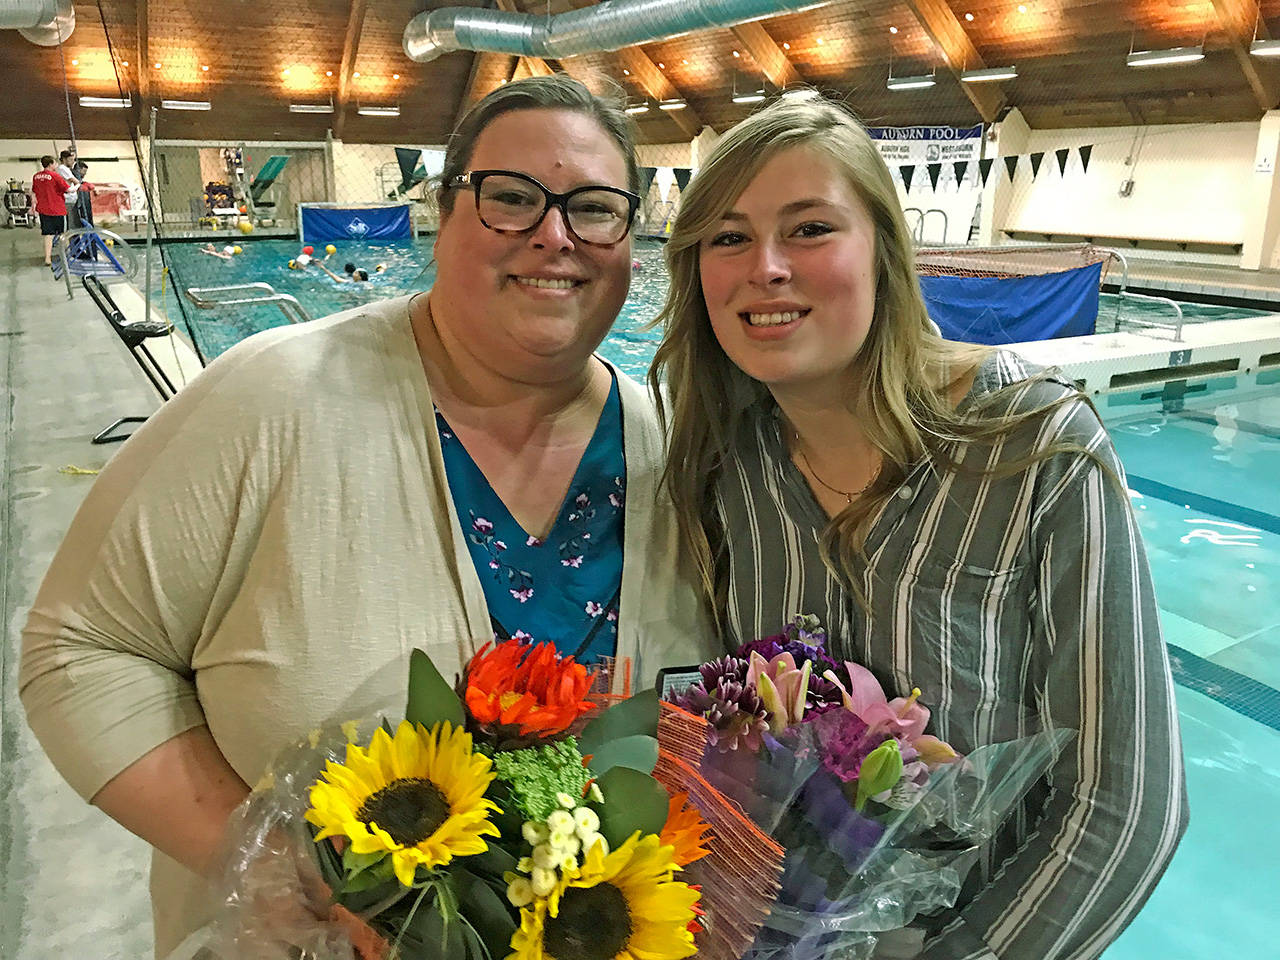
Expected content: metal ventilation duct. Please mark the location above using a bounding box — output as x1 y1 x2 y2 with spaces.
0 0 74 45
404 0 828 63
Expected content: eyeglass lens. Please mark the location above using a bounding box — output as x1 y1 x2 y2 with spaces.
476 174 632 244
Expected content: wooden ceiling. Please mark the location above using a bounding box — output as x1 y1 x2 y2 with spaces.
4 0 1280 145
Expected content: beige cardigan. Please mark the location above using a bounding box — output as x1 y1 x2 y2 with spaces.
20 295 719 955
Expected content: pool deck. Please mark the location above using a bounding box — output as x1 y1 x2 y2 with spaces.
2 229 1280 959
1105 256 1280 308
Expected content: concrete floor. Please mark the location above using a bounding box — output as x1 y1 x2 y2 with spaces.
1 231 157 959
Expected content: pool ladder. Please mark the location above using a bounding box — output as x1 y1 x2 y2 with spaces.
1098 249 1185 342
184 282 313 325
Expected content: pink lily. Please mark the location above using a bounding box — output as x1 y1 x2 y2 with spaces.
824 662 930 740
746 651 812 732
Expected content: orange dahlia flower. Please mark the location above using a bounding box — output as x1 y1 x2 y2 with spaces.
659 791 712 867
463 640 597 739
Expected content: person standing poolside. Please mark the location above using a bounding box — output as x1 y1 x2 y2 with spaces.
21 74 719 958
31 155 70 266
651 97 1188 960
56 148 81 228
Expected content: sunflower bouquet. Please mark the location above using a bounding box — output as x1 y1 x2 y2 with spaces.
167 639 781 960
668 615 1073 960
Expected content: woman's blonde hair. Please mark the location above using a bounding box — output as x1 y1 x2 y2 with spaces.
650 97 1084 619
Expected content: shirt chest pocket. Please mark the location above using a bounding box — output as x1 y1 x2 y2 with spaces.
893 557 1033 651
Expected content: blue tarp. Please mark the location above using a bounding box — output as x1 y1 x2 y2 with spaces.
920 261 1103 345
301 204 411 244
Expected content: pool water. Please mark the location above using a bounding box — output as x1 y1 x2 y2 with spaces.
1097 373 1280 960
153 237 1264 370
153 237 666 375
155 238 1280 956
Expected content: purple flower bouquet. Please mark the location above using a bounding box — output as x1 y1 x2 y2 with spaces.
671 616 1072 960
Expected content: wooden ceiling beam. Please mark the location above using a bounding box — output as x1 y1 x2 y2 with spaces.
731 22 803 91
459 51 518 113
902 0 1005 123
616 46 702 138
1210 0 1280 112
135 0 149 104
334 0 369 139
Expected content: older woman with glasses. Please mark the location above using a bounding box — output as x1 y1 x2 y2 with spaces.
20 75 718 958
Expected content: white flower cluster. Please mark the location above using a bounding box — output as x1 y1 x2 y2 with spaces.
505 790 609 907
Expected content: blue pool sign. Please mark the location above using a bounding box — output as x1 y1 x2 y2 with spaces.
300 203 412 244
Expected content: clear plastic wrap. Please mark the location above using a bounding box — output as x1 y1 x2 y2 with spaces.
164 719 402 960
689 721 1074 960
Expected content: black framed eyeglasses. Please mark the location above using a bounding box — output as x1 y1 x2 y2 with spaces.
449 169 641 246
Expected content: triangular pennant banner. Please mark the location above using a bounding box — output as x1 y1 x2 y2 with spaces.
1029 152 1044 179
1004 155 1019 182
672 167 693 192
953 161 969 187
979 157 994 187
927 163 942 191
637 166 657 198
1055 148 1070 176
1079 144 1093 174
900 164 916 193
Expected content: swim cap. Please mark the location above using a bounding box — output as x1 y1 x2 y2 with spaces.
296 253 312 266
302 245 314 255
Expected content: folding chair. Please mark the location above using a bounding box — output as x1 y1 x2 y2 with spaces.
82 275 179 444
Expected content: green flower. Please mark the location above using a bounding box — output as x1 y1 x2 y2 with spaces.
493 737 594 821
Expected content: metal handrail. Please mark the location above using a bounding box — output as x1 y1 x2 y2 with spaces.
903 207 924 243
54 226 139 299
1094 247 1184 341
184 282 313 325
1112 291 1185 342
922 208 949 244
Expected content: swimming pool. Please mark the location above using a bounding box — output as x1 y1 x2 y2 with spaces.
153 237 1264 370
155 238 1279 955
153 236 667 375
1097 372 1279 959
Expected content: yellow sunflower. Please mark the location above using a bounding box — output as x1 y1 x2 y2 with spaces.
305 720 500 887
507 832 700 960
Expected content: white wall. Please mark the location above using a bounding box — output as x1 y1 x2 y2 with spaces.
1 138 145 216
1002 121 1256 248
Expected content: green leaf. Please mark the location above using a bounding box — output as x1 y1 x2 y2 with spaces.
402 897 468 960
586 734 658 777
342 846 387 875
595 766 669 848
456 868 517 960
462 839 518 880
312 831 344 894
339 858 397 895
855 739 904 811
577 687 659 757
406 647 465 730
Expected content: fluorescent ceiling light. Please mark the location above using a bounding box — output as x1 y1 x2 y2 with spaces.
79 95 132 108
161 99 211 110
732 91 767 104
658 99 687 111
624 104 650 115
1126 45 1204 67
357 105 400 117
961 65 1018 83
781 87 820 100
1251 38 1280 57
290 102 334 113
886 74 936 91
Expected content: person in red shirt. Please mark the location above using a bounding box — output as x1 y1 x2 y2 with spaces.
32 155 70 266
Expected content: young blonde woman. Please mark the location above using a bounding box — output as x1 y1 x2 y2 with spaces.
651 98 1188 960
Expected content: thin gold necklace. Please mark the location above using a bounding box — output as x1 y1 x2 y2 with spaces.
792 430 870 504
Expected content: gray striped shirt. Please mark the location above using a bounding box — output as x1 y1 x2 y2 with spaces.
715 352 1188 960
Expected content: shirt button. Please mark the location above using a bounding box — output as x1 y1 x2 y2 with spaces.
897 485 914 500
